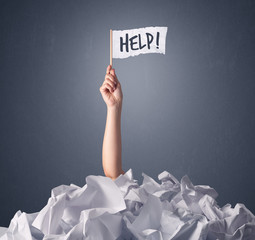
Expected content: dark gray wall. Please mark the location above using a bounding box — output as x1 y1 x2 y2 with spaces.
0 0 255 227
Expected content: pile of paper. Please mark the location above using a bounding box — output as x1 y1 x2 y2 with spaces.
1 169 255 239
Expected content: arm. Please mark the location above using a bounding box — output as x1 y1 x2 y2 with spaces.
99 65 125 180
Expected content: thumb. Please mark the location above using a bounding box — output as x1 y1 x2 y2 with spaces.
110 68 115 76
106 65 112 74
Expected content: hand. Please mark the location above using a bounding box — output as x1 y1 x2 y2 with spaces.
99 65 123 109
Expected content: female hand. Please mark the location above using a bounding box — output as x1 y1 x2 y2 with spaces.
99 65 123 109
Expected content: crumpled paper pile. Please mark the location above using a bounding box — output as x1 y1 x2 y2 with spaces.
0 169 255 240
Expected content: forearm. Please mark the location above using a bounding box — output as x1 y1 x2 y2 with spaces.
102 105 124 180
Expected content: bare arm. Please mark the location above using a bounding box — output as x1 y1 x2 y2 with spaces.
99 65 125 180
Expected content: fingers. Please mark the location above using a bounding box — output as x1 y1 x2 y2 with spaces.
104 78 116 90
100 68 116 93
106 64 117 78
101 82 114 93
102 65 121 93
106 65 118 83
110 68 115 76
104 82 114 93
105 73 117 84
106 65 112 74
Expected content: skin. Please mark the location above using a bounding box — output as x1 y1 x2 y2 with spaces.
99 65 125 180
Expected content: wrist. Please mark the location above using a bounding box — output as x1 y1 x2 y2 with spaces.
107 102 122 113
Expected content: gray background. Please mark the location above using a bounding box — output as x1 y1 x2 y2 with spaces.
0 0 255 227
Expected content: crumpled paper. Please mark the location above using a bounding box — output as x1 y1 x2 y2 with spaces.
1 169 255 240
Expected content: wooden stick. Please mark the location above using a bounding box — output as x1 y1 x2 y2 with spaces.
110 29 112 66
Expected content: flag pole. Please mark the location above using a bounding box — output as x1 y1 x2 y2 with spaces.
110 29 112 66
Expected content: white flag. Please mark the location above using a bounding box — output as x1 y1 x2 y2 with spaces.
112 26 168 59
